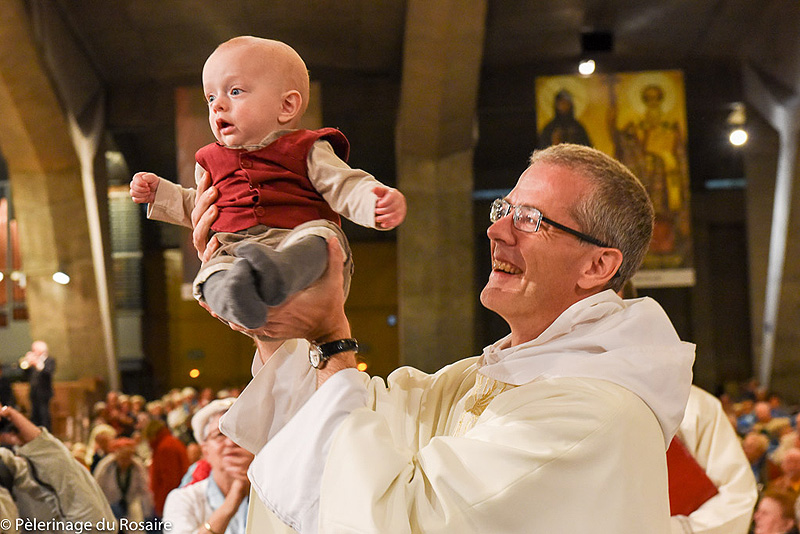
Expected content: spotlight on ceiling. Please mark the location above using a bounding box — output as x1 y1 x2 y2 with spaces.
578 59 596 76
727 102 748 147
729 128 748 146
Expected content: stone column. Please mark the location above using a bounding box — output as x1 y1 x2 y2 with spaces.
0 0 113 383
742 3 800 393
396 0 487 371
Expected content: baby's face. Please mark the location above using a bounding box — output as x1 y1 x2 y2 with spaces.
203 44 286 147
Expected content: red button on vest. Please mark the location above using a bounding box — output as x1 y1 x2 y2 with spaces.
254 206 266 216
241 158 253 169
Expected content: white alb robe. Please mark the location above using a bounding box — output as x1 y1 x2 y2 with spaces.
221 290 695 533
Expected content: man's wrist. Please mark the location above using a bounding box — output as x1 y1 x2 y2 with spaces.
315 349 357 388
311 324 352 345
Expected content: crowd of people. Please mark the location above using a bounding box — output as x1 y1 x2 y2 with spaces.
3 376 800 534
1 385 250 534
719 382 800 533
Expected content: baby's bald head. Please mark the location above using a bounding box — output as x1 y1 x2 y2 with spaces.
211 36 310 116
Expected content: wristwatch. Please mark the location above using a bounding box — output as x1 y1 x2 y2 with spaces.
309 338 359 369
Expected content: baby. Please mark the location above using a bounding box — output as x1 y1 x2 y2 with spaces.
130 36 406 329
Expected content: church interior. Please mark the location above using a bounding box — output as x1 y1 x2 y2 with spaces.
0 0 799 440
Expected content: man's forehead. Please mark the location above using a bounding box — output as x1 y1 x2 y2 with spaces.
513 161 587 201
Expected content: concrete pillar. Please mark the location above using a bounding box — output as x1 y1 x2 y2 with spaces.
0 0 113 383
396 0 487 372
744 115 800 396
742 2 800 394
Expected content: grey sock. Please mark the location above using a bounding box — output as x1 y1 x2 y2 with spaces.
201 261 268 330
200 237 328 329
237 237 328 305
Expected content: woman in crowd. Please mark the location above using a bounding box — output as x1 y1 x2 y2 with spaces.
162 398 253 534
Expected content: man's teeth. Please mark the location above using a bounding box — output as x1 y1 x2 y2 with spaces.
492 259 522 274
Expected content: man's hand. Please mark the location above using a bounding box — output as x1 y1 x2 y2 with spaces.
0 405 42 444
373 186 407 230
129 172 160 204
191 170 220 261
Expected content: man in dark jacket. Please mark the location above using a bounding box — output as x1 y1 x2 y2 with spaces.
22 340 56 429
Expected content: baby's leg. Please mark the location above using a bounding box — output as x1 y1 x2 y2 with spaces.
201 237 327 329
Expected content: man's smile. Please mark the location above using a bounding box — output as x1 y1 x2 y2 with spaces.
492 258 523 275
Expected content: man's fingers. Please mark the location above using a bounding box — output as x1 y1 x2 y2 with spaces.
192 205 217 256
326 237 345 272
201 235 220 263
191 185 217 227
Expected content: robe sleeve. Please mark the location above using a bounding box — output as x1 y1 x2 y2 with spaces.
248 369 369 533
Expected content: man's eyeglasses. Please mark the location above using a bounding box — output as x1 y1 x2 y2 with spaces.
489 198 611 248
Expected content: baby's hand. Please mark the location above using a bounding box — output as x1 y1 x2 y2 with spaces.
130 172 161 204
373 186 407 230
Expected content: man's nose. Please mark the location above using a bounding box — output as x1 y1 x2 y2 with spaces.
487 211 514 241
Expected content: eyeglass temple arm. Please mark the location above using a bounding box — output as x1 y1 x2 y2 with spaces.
540 215 611 248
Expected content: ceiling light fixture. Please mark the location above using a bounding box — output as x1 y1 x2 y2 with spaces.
729 128 748 146
578 59 596 76
726 102 748 147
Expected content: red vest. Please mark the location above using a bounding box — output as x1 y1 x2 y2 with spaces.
196 128 350 233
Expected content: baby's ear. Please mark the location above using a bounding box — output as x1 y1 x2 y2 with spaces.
278 90 303 125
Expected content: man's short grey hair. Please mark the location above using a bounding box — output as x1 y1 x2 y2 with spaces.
529 143 654 292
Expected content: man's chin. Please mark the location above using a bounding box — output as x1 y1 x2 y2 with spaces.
479 286 505 313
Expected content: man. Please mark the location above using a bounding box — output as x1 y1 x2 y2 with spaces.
743 431 778 486
21 340 55 429
193 143 695 532
163 398 253 534
669 385 758 534
93 437 154 526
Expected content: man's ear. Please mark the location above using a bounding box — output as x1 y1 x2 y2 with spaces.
577 247 623 290
278 90 303 125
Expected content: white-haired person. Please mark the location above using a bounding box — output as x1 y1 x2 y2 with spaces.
162 398 253 534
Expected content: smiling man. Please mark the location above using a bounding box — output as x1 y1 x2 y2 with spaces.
200 142 696 533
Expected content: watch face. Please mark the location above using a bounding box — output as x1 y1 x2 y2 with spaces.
308 339 358 369
309 345 322 368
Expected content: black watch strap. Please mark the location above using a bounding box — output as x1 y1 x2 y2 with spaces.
309 338 359 369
